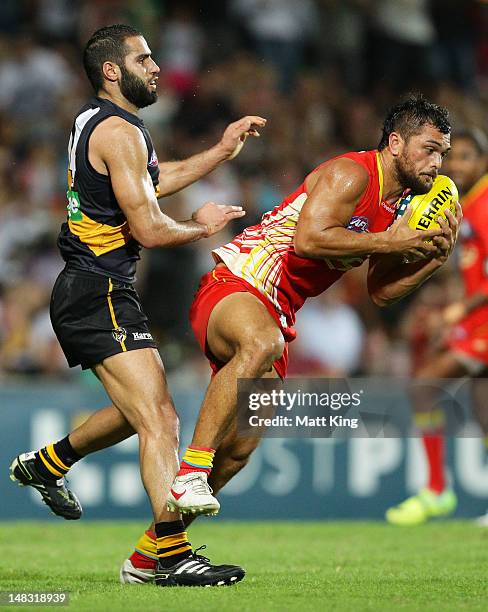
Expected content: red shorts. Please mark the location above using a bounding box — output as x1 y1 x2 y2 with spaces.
447 311 488 368
189 266 296 379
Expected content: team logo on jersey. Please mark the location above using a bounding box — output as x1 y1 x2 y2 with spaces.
347 216 369 233
67 190 82 222
112 327 127 344
148 150 159 167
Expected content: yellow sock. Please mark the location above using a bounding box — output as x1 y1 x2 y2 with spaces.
178 445 215 475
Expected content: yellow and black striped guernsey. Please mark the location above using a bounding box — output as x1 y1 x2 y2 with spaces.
58 97 160 283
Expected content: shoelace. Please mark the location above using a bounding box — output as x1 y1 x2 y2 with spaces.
187 476 214 496
192 545 210 564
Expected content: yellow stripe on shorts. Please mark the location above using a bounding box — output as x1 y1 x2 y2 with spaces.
107 278 126 352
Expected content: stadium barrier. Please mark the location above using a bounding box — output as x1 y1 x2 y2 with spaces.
1 380 488 519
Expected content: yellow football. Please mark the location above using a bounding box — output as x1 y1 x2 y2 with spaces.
396 175 459 231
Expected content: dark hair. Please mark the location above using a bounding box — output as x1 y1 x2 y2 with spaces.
452 127 488 156
83 24 142 92
378 93 451 151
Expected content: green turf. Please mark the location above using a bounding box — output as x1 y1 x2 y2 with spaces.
0 521 487 611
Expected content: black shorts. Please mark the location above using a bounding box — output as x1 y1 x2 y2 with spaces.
50 266 158 369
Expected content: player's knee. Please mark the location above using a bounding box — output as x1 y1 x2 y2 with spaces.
134 400 180 440
238 333 285 372
228 442 257 468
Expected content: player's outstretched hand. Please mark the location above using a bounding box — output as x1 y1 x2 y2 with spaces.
387 205 443 261
193 202 245 237
218 116 267 160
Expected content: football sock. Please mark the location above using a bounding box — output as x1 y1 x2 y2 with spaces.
34 435 83 481
422 434 445 494
129 530 158 568
177 445 215 476
155 520 192 568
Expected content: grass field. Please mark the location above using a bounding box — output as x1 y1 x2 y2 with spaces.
0 521 487 611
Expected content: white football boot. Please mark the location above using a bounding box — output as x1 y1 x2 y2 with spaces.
167 472 220 516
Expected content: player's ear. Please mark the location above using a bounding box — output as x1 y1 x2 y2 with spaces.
389 132 404 157
102 61 119 83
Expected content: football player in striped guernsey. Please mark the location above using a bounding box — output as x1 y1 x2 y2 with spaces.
9 23 266 587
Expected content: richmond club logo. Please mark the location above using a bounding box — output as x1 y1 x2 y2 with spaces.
112 327 127 344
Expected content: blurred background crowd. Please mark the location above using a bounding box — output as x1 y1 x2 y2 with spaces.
0 0 486 384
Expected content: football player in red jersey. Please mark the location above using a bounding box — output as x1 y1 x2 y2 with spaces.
386 128 488 526
118 95 459 579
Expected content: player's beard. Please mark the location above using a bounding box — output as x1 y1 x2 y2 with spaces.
119 65 157 109
394 151 432 195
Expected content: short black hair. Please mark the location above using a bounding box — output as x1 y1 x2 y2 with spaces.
452 127 488 156
83 24 142 92
378 93 451 151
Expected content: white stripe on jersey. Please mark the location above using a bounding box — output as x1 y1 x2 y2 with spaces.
213 191 308 312
68 107 100 183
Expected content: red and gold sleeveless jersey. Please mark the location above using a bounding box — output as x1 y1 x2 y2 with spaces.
213 150 397 327
456 174 488 329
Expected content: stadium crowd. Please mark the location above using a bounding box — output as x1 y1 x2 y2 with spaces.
0 0 487 382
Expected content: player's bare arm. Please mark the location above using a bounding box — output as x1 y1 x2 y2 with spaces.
89 116 245 247
294 158 442 260
368 204 461 307
157 115 267 196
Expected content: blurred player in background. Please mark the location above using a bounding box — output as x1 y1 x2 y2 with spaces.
9 23 267 587
386 128 488 526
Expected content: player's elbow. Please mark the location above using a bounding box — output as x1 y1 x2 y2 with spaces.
368 278 389 307
139 236 158 249
368 272 387 307
294 232 314 258
131 227 158 249
369 291 388 308
369 289 397 308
